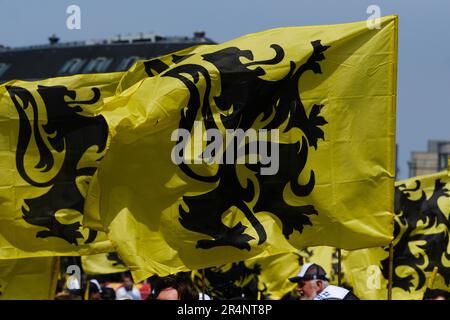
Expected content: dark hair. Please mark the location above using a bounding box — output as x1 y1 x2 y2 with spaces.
89 280 102 294
149 274 199 300
423 289 450 300
121 271 133 280
101 287 116 300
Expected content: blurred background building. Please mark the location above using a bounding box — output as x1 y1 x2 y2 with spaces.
0 31 214 82
408 140 450 177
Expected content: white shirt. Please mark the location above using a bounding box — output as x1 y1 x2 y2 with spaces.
314 285 350 300
116 287 142 300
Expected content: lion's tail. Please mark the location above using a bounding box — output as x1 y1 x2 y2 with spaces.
6 86 54 187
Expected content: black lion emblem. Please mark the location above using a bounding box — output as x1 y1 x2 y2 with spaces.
106 252 126 267
145 40 329 251
381 178 450 291
193 262 263 300
6 85 108 244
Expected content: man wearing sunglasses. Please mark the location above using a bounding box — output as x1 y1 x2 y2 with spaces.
288 263 359 300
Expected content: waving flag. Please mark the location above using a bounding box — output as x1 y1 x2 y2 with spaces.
0 257 59 299
342 170 450 299
84 16 398 279
0 73 123 258
82 252 128 275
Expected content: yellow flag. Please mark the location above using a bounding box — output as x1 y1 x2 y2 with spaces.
84 46 209 232
0 73 123 258
341 247 388 300
85 16 398 279
342 170 450 300
0 257 59 299
82 252 128 275
255 252 299 299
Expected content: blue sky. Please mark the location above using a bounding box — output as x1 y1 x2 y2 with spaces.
1 0 449 179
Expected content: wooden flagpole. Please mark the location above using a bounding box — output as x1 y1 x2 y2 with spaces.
387 242 394 300
201 269 207 300
337 248 342 286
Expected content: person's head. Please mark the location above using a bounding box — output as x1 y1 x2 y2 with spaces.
423 289 449 300
295 278 329 300
157 287 179 300
54 292 81 300
88 279 102 300
58 289 83 300
150 274 199 300
122 273 134 291
63 276 83 300
289 263 329 300
100 286 116 300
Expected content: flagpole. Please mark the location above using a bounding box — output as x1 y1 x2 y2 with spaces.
387 242 394 300
84 278 89 300
50 257 60 300
427 266 439 290
201 269 206 300
337 248 342 286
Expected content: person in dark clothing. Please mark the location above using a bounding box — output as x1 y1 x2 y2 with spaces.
100 286 117 300
288 263 359 300
87 279 102 300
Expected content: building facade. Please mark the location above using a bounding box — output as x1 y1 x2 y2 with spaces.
0 31 214 82
408 140 450 177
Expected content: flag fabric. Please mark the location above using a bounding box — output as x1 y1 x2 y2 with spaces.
192 252 299 300
0 257 59 299
255 253 300 299
82 252 128 275
83 47 207 232
341 247 388 300
0 73 122 258
84 16 398 280
191 262 262 300
342 171 450 300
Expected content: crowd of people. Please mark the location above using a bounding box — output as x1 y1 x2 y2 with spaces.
53 263 369 300
54 272 210 300
53 262 450 300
